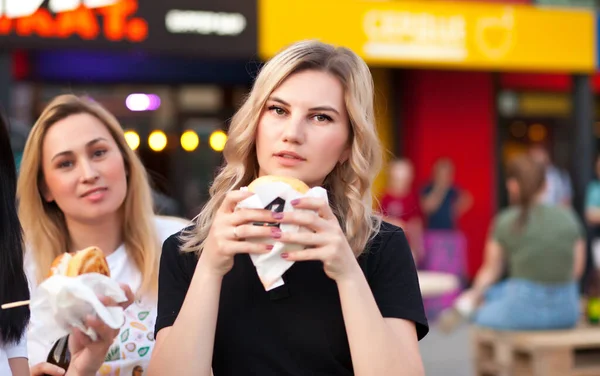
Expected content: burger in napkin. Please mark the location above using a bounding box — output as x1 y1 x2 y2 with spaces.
48 246 110 278
238 175 324 290
247 175 309 227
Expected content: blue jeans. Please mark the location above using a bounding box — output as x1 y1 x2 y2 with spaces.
473 279 580 331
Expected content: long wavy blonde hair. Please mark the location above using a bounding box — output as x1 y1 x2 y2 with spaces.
18 95 160 296
182 40 382 257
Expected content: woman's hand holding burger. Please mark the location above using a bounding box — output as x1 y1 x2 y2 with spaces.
198 190 277 278
272 197 360 283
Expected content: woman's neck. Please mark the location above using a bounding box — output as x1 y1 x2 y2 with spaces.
389 185 410 197
65 213 124 257
515 192 545 207
533 191 546 205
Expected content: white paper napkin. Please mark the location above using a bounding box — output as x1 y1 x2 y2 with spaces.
29 273 127 343
237 182 328 291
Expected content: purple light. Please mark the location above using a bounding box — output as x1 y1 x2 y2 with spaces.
126 94 161 111
148 94 161 110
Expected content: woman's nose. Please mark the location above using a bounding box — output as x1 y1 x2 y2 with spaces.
79 160 99 182
281 116 304 144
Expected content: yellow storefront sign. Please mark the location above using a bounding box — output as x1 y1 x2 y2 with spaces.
259 0 595 72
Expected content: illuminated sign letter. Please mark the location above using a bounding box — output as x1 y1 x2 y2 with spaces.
1 0 44 18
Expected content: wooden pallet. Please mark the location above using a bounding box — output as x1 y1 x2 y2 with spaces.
472 324 600 376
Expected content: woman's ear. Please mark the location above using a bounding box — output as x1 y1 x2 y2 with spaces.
40 182 54 202
339 147 350 164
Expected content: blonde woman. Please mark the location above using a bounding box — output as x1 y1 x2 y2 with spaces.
17 95 187 376
149 41 428 376
0 112 128 376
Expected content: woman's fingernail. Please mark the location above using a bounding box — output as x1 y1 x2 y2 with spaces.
272 212 284 219
291 199 300 205
271 227 281 234
266 244 274 250
281 253 289 259
272 231 281 239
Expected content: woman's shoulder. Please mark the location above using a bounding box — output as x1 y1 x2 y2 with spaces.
495 206 520 222
159 224 199 274
23 246 39 288
376 220 404 236
540 205 582 227
365 221 408 254
153 215 191 243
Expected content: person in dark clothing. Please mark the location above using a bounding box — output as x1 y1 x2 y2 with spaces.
149 40 428 376
421 158 472 230
0 113 30 376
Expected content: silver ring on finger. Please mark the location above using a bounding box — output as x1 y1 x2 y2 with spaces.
232 226 239 240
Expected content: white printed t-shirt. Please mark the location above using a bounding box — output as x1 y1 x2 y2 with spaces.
25 216 188 376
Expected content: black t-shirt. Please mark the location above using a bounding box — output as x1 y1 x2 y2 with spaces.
155 221 429 375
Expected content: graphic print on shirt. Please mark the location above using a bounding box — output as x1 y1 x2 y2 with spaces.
99 299 155 376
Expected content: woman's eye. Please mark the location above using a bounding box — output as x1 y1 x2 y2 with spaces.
268 106 286 116
93 149 107 158
314 114 333 122
58 160 73 169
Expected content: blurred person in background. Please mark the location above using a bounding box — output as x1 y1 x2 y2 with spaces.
439 154 585 332
183 179 205 219
152 189 180 217
149 40 428 376
17 95 186 375
0 113 30 376
529 144 572 207
419 157 472 320
585 154 600 270
420 157 472 231
380 158 424 263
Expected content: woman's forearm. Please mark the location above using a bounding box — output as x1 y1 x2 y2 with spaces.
421 189 445 215
471 266 501 297
336 268 423 376
586 208 600 225
454 192 473 217
148 263 222 376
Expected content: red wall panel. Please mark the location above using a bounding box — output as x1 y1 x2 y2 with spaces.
400 70 497 278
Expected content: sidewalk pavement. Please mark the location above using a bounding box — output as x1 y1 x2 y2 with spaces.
419 323 474 376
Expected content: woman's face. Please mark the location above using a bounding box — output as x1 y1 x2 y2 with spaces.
434 162 454 186
255 69 351 187
506 178 520 204
389 161 413 191
41 113 128 224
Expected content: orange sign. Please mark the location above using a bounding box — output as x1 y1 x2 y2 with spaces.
0 0 148 42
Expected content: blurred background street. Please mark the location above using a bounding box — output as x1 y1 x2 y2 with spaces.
6 0 600 374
